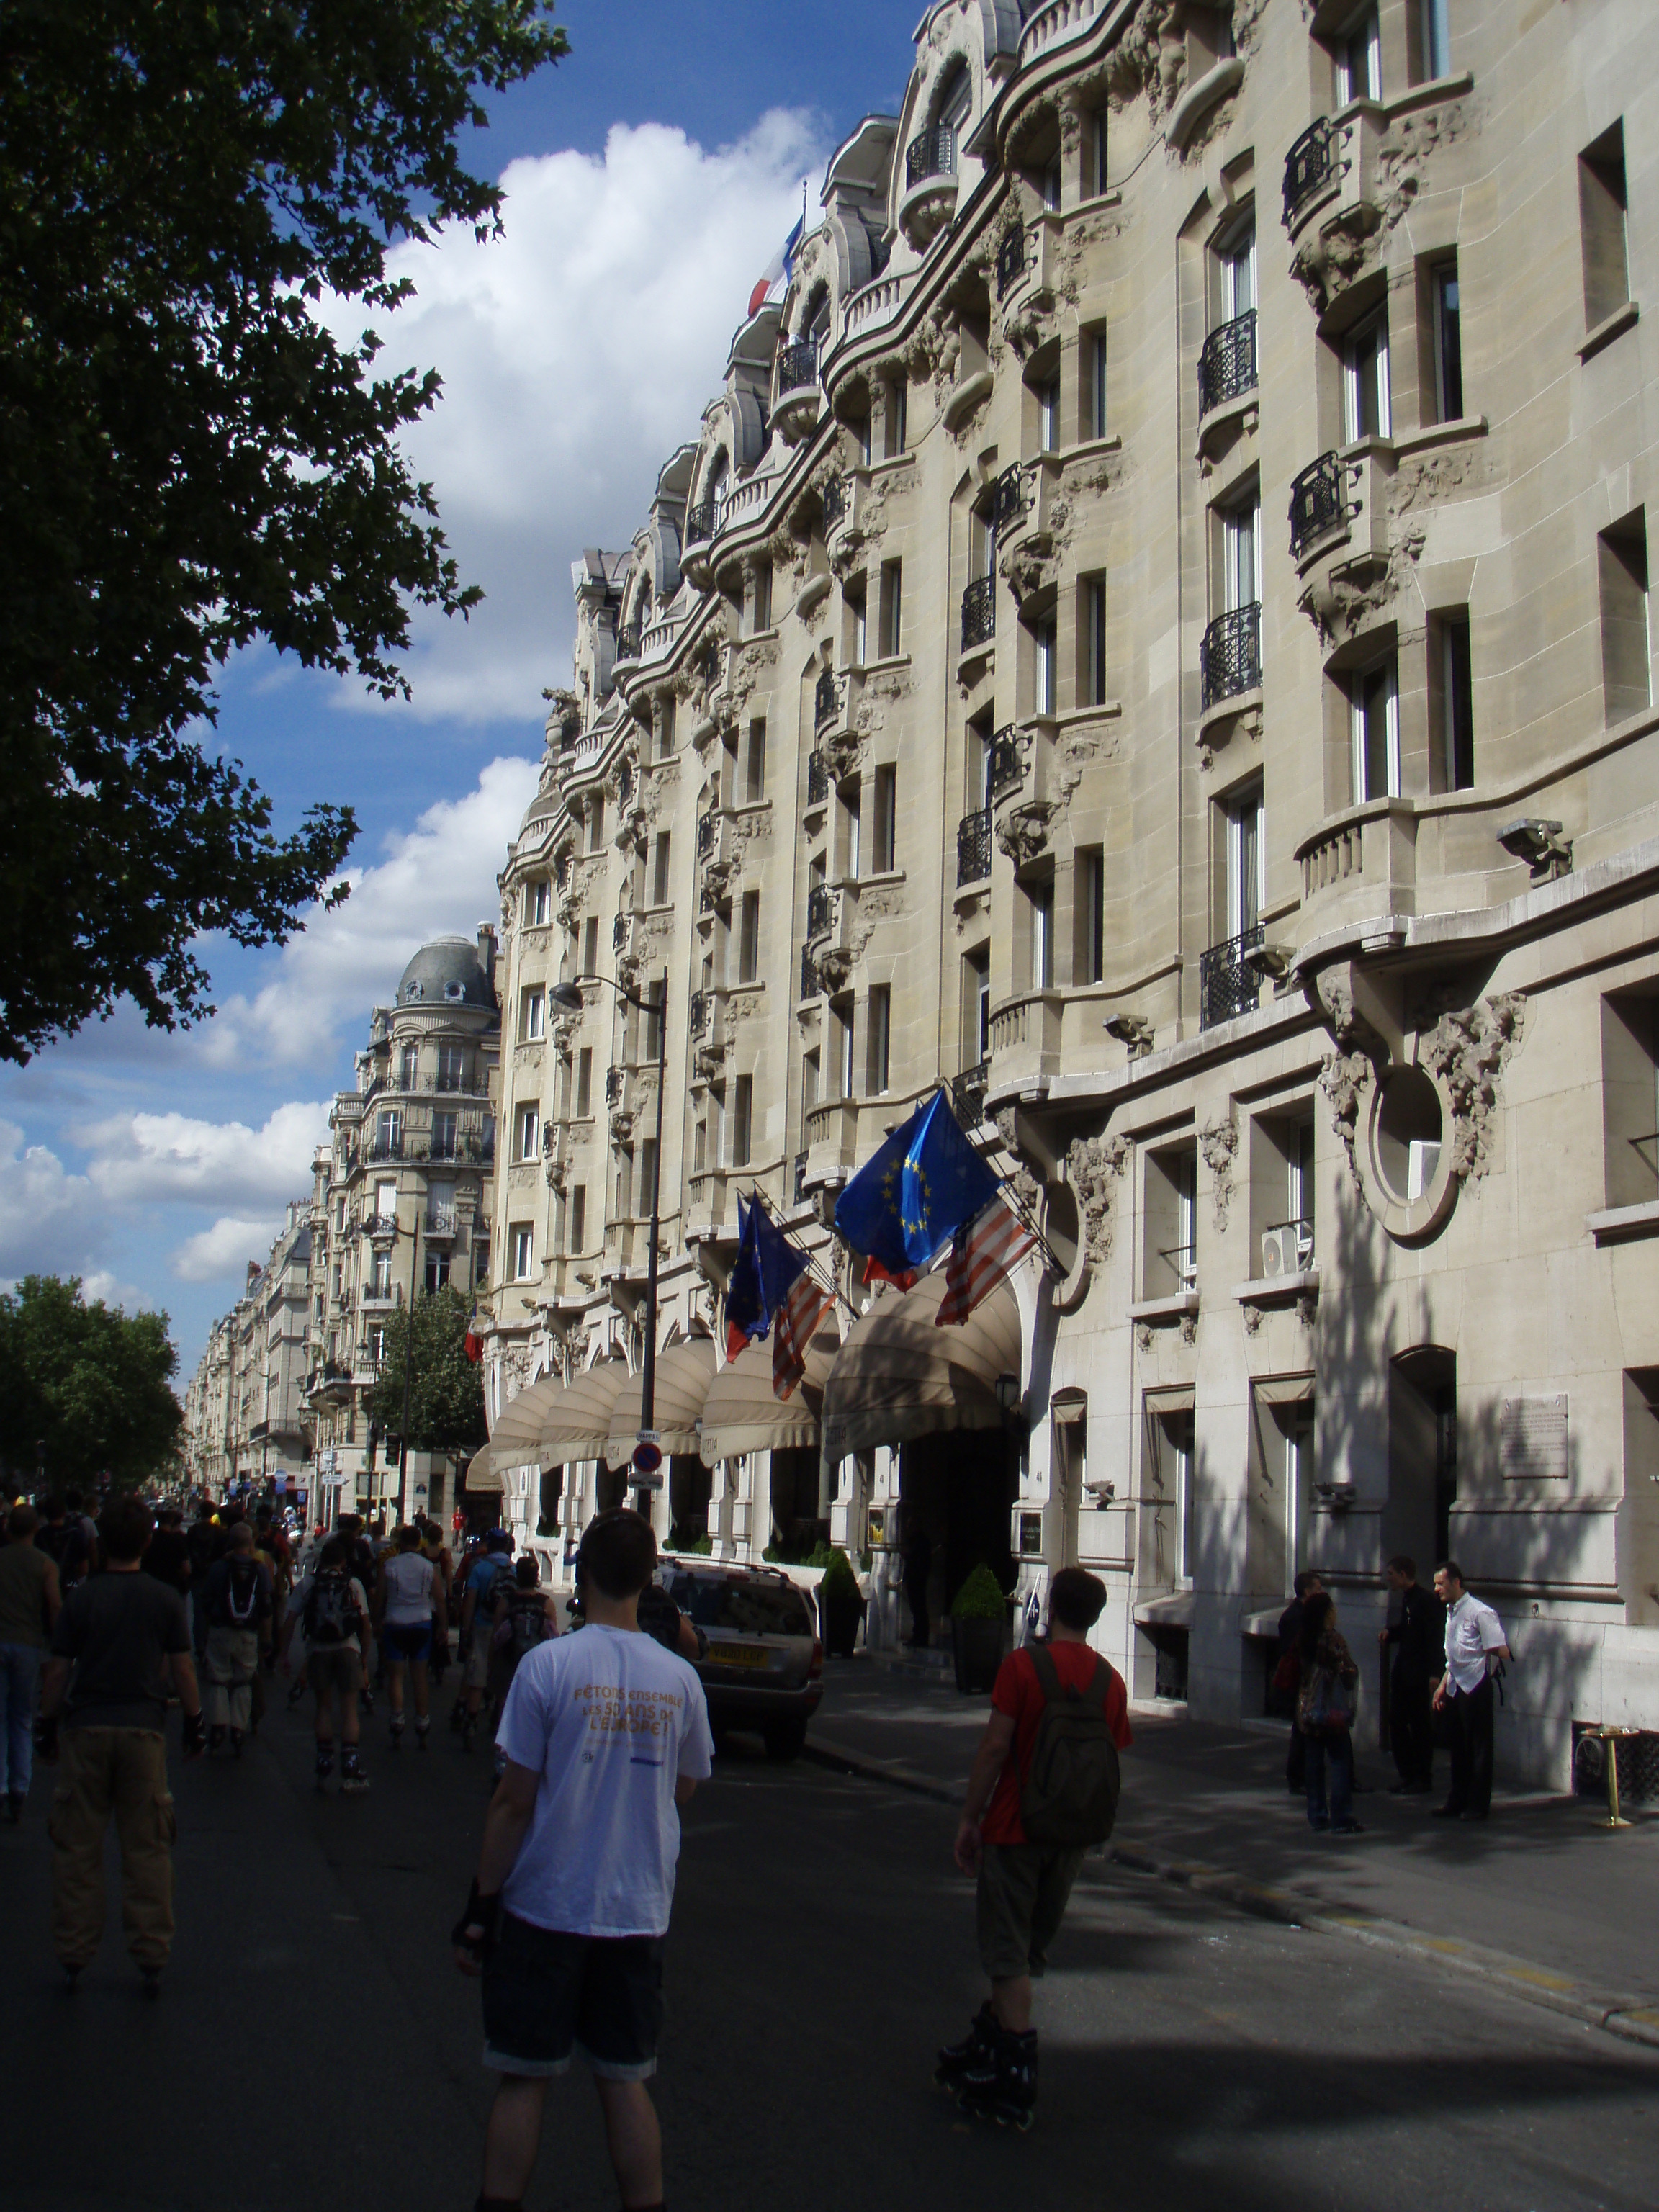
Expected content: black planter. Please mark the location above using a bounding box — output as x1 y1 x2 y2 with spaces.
822 1589 864 1659
951 1614 1005 1694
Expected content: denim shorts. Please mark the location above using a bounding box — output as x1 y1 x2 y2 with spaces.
482 1912 665 2080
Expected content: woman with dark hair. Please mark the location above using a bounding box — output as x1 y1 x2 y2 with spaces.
1296 1591 1363 1835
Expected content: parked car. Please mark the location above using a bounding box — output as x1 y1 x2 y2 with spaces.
660 1557 823 1761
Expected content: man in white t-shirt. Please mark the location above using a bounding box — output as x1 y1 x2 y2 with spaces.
453 1509 713 2212
1431 1560 1510 1822
374 1524 446 1750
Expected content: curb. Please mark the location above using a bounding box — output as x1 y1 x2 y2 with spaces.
803 1731 1659 2054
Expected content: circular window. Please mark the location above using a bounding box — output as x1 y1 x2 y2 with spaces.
1374 1066 1443 1206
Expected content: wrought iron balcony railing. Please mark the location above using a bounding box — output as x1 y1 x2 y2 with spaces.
423 1070 479 1094
1197 309 1258 417
1199 922 1265 1030
364 1134 404 1164
1288 451 1346 559
996 225 1026 299
961 573 996 649
950 1061 990 1126
906 125 956 187
778 337 818 392
793 1151 809 1204
613 911 629 951
800 946 820 1002
424 1210 458 1240
822 476 846 533
806 882 834 939
957 806 992 886
1282 117 1338 228
688 990 711 1040
603 1065 623 1109
616 623 642 662
1199 602 1263 710
617 759 634 805
699 881 719 916
684 497 719 547
696 810 717 860
806 752 829 806
993 463 1030 531
814 668 840 729
989 726 1022 798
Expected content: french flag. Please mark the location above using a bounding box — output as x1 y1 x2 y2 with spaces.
749 215 804 317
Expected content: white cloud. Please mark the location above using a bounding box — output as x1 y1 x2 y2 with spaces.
76 1101 330 1211
170 1215 288 1286
0 1119 99 1280
198 753 538 1070
80 1270 154 1312
326 110 826 724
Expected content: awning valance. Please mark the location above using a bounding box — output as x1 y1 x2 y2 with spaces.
604 1339 719 1465
820 1269 1022 1462
463 1448 504 1494
539 1356 634 1463
1253 1374 1316 1408
486 1370 567 1460
698 1329 839 1463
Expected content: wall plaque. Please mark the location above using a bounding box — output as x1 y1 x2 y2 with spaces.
1501 1394 1568 1480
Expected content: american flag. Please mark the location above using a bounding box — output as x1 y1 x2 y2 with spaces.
935 1199 1036 1326
773 1270 835 1400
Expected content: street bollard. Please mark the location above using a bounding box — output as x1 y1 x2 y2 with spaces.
1583 1725 1635 1830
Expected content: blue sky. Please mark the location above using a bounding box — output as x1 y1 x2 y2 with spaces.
0 1 919 1382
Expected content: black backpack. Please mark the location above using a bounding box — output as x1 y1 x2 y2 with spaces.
222 1556 263 1626
304 1567 362 1649
1019 1644 1123 1848
505 1588 551 1660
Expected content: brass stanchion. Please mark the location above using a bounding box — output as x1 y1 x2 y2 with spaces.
1588 1725 1635 1830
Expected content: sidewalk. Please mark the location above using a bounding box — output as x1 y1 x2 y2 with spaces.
806 1656 1659 2044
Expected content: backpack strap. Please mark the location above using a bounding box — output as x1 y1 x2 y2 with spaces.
1028 1641 1066 1705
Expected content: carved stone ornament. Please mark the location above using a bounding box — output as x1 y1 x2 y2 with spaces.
1065 1131 1130 1266
1179 1313 1198 1346
819 724 865 783
1241 1303 1264 1336
608 1108 634 1148
1419 992 1526 1183
1136 1322 1154 1353
1319 1048 1371 1189
1298 519 1426 652
1200 1110 1239 1230
996 800 1057 867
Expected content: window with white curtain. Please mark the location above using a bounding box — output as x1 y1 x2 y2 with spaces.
1228 786 1264 938
1336 5 1382 104
1344 312 1391 441
1352 656 1401 801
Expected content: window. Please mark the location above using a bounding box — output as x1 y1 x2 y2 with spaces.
745 716 766 801
425 1249 451 1294
569 1187 586 1254
1090 107 1108 197
872 764 897 873
375 1180 397 1223
1082 577 1107 705
1433 612 1475 790
1419 0 1450 78
583 915 599 978
1290 1118 1316 1264
739 890 761 981
1222 500 1261 616
849 579 868 666
1344 311 1391 441
577 1047 593 1118
693 1117 707 1173
370 1247 392 1296
886 377 907 457
1038 374 1061 454
588 795 604 851
1077 847 1105 984
1029 877 1054 989
1580 120 1629 331
803 1048 819 1112
867 985 891 1095
879 559 903 658
1351 656 1401 801
652 832 671 907
1086 327 1107 441
1169 1409 1197 1582
377 1108 403 1156
367 1324 386 1366
642 979 663 1064
1146 1143 1199 1298
752 564 773 634
518 1102 539 1162
835 996 855 1097
658 695 676 759
1599 510 1650 723
1429 258 1462 421
1035 616 1058 716
1218 217 1256 323
520 987 544 1042
431 1110 458 1160
616 1149 634 1220
1227 785 1264 937
437 1044 466 1089
966 949 991 1066
1335 5 1381 104
512 1224 534 1280
1041 158 1061 212
967 715 992 810
399 1044 418 1089
731 1076 753 1167
639 1137 658 1216
528 878 551 927
1601 992 1659 1207
475 1234 490 1287
843 787 861 880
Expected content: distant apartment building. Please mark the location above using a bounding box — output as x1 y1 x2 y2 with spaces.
475 0 1659 1790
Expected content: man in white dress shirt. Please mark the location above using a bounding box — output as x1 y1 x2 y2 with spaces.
1431 1560 1510 1822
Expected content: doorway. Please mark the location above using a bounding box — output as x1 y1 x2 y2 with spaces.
1388 1346 1456 1570
899 1426 1017 1631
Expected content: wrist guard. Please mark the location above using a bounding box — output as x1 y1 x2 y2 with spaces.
181 1709 207 1756
451 1879 501 1963
34 1712 58 1760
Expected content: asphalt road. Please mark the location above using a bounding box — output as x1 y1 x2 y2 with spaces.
2 1689 1656 2212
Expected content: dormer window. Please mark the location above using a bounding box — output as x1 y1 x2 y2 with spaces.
937 61 971 136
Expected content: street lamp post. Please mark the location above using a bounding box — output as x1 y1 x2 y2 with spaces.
550 967 667 1514
359 1205 422 1526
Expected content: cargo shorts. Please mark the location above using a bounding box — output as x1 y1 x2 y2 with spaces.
976 1841 1087 1983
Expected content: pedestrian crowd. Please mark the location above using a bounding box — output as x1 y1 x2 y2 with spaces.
1 1477 1519 2206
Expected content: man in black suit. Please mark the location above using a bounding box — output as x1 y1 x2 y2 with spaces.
1276 1571 1323 1794
1378 1555 1440 1793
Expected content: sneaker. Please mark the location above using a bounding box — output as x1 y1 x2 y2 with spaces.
314 1742 334 1793
140 1966 163 2000
935 2002 998 2090
341 1772 371 1794
1332 1820 1365 1835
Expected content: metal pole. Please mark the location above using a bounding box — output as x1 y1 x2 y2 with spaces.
399 1213 420 1527
636 969 668 1515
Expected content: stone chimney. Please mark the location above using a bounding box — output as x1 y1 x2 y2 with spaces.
477 922 498 994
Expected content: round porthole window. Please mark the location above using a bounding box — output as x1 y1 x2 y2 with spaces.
1374 1066 1443 1205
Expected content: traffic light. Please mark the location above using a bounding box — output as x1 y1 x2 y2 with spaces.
367 1420 382 1469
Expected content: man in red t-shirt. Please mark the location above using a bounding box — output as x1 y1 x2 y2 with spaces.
938 1566 1131 2129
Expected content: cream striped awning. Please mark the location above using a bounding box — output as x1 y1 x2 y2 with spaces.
697 1328 839 1463
819 1270 1021 1462
603 1338 719 1465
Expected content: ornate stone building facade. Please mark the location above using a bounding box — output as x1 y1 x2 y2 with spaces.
480 0 1659 1785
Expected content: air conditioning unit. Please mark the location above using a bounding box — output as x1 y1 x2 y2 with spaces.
1260 1225 1301 1279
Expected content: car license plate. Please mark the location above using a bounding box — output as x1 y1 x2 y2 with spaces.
707 1642 768 1668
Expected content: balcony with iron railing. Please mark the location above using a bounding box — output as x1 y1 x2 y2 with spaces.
1199 602 1262 712
613 910 630 952
1282 117 1338 230
899 126 957 249
822 475 847 534
359 1282 404 1310
799 946 821 1004
961 573 996 652
775 337 822 443
989 725 1023 799
1287 451 1346 562
1199 923 1265 1029
951 1061 991 1127
778 336 818 394
423 1070 483 1095
993 462 1030 535
605 1064 625 1108
1197 309 1258 425
688 990 711 1041
793 1150 809 1205
424 1209 459 1241
814 668 840 732
696 809 718 861
957 807 992 888
996 224 1026 300
806 752 830 809
364 1133 405 1164
684 496 719 547
806 882 835 940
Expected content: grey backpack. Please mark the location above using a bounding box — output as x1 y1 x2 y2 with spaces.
1019 1645 1123 1847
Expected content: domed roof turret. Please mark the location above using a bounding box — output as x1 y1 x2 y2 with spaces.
395 937 493 1010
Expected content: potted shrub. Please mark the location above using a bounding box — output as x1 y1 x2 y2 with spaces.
950 1564 1009 1694
817 1545 866 1659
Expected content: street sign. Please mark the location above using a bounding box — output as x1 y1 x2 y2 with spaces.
631 1438 664 1478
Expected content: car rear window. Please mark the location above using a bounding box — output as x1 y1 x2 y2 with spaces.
670 1574 813 1637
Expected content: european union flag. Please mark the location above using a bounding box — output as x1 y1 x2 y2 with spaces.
723 1191 809 1360
833 1091 1002 1285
